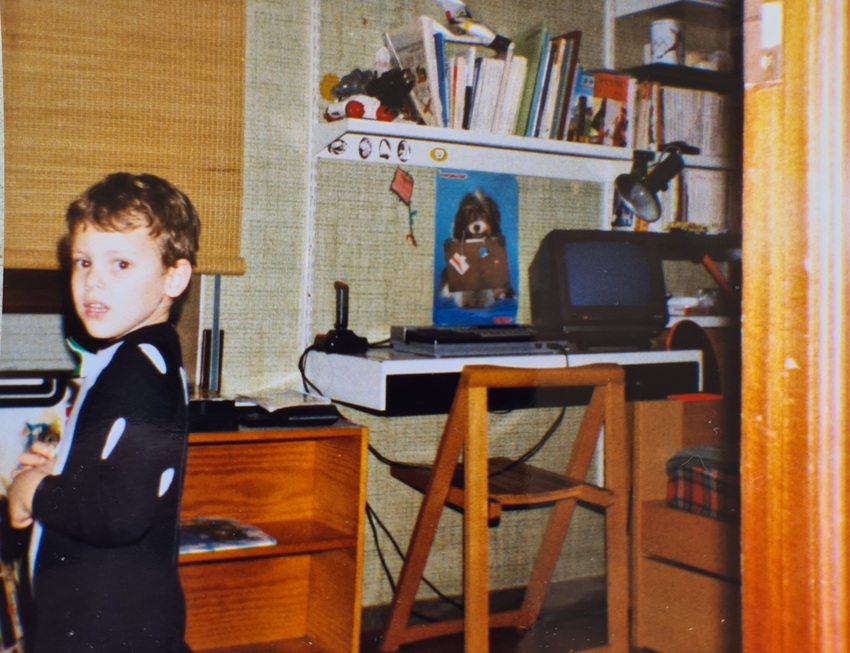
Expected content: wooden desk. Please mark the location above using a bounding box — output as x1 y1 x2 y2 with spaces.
179 422 367 653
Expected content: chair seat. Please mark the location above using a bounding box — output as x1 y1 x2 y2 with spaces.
391 456 615 521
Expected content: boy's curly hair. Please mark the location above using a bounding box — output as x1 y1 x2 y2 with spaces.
66 172 200 267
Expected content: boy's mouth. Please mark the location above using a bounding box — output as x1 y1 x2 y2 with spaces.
84 301 109 317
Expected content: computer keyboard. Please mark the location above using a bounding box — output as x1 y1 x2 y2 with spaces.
390 325 552 357
393 324 538 344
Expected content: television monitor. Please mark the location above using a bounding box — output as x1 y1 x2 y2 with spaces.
529 230 669 349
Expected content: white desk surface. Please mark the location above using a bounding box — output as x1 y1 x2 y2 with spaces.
305 348 702 413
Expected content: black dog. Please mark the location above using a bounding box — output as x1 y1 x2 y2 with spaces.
440 190 514 309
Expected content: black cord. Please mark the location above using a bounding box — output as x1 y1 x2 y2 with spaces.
488 404 568 478
366 502 464 617
368 444 429 470
297 344 324 395
298 339 392 396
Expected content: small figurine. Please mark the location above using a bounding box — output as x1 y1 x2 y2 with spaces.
323 67 413 123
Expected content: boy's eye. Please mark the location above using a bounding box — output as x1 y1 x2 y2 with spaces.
72 258 90 270
114 260 130 270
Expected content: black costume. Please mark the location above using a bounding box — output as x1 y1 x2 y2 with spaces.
28 323 191 653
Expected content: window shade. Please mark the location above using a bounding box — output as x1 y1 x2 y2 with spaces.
2 0 246 275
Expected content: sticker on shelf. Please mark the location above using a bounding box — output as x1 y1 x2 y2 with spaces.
430 147 448 163
358 137 372 159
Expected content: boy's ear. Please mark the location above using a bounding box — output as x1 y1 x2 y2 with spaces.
164 259 193 299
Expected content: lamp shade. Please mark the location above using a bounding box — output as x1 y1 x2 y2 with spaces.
615 174 663 222
615 150 685 223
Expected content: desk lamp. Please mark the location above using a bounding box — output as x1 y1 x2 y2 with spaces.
616 148 740 305
615 148 685 223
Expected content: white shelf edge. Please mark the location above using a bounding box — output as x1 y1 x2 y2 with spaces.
314 119 735 181
315 119 634 160
615 0 732 18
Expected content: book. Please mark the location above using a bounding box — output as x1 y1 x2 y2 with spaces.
383 20 440 126
418 16 445 127
489 44 515 133
551 31 582 140
493 54 528 135
451 47 476 129
582 70 636 147
565 67 594 142
534 36 567 138
510 23 550 136
632 80 660 150
433 30 450 128
468 55 504 132
179 517 277 554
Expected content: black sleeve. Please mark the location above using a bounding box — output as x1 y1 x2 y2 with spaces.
32 343 186 546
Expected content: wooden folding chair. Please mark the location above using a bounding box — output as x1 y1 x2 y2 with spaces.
379 364 629 653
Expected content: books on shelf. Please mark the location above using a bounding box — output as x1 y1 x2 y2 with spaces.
494 49 528 135
513 29 581 139
377 20 732 162
547 32 583 141
464 49 524 134
179 517 277 555
450 47 476 129
630 82 736 157
565 69 635 147
534 35 567 139
511 23 550 136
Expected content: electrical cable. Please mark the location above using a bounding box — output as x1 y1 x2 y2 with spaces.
366 502 464 617
297 344 323 395
487 404 567 478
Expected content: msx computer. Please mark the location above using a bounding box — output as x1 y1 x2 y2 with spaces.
529 229 669 351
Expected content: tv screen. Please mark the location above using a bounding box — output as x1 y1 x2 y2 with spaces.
529 230 669 349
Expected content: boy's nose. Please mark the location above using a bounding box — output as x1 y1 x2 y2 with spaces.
84 267 105 289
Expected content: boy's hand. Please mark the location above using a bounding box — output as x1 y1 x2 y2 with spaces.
14 441 56 476
7 468 50 529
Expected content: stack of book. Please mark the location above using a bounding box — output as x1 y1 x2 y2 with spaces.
380 20 639 148
632 81 738 156
380 18 734 161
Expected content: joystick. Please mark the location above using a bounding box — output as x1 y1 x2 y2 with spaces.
313 281 369 354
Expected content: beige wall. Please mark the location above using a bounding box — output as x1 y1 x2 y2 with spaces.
214 0 722 609
217 0 615 608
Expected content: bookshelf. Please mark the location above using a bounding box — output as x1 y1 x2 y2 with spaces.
314 1 741 231
178 422 367 653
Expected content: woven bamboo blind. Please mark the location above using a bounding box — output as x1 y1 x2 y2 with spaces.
2 0 245 274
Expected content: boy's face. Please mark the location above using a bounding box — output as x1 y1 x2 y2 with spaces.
70 224 191 340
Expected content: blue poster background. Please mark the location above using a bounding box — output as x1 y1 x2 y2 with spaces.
433 170 519 326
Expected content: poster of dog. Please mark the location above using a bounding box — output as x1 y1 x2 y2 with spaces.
433 170 519 326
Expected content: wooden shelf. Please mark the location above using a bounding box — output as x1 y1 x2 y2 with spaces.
615 0 735 18
194 637 337 653
625 64 741 94
315 118 735 182
179 519 357 564
180 423 368 653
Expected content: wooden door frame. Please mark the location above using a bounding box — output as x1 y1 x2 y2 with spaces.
741 1 849 650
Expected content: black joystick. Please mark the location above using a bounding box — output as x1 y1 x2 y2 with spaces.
313 281 368 354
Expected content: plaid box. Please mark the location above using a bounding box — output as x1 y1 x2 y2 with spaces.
666 465 740 522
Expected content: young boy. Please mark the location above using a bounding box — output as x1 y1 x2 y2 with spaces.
7 172 198 653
